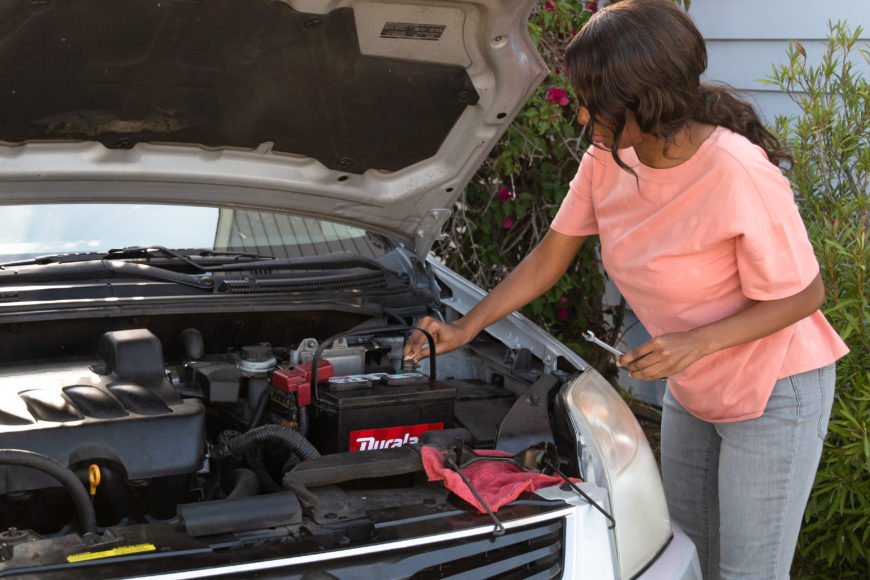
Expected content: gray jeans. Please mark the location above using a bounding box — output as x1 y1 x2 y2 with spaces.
661 364 835 580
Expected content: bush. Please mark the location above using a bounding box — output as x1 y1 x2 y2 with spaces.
765 22 870 578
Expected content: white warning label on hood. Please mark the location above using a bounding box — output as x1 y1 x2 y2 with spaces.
380 22 446 40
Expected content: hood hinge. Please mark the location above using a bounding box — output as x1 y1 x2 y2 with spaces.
413 208 452 259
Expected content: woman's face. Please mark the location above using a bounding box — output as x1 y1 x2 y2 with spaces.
576 105 634 149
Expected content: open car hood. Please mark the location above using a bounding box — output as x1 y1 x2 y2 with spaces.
0 0 547 256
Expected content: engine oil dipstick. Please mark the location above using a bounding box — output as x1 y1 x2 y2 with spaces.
88 464 101 500
582 330 624 359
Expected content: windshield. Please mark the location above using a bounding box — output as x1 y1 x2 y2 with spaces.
0 204 389 262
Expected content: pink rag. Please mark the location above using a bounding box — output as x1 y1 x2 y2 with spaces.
420 446 581 514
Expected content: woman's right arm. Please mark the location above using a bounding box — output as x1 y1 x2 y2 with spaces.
402 230 588 361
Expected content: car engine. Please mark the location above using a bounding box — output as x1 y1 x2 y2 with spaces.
0 315 562 538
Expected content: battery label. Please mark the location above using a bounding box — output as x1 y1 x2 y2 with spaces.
350 422 443 451
380 22 446 41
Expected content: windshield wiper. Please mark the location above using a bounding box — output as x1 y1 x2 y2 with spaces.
0 247 272 269
104 248 396 277
105 246 273 269
0 260 214 290
200 253 396 274
0 248 399 285
0 251 105 268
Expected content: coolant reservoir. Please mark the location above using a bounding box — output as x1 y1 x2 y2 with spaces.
238 345 277 407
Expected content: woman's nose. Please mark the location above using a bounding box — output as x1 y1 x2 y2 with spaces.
576 107 590 125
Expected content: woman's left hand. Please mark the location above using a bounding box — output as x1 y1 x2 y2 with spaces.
615 273 826 381
617 331 706 380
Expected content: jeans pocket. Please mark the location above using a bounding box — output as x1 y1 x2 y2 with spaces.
816 364 836 440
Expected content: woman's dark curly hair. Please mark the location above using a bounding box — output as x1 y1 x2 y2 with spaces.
565 0 791 170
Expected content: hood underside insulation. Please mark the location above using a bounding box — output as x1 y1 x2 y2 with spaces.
0 0 478 174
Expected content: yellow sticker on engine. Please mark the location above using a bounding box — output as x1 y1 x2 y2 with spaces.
66 543 157 562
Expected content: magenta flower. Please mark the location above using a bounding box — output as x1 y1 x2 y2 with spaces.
497 186 513 202
502 216 514 229
556 296 569 319
547 87 570 106
585 1 598 13
545 1 557 13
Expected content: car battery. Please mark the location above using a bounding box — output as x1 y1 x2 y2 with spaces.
310 373 455 453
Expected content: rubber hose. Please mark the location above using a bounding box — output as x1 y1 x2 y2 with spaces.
0 449 97 535
244 449 282 493
226 468 260 499
248 387 270 430
214 425 320 461
298 406 310 438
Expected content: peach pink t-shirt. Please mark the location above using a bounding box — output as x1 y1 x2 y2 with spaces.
551 126 848 422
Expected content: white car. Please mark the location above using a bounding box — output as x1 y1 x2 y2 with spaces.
0 0 700 578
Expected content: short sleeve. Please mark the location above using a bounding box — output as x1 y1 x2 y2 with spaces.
551 150 599 236
734 164 820 300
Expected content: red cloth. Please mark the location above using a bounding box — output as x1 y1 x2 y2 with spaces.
420 446 581 514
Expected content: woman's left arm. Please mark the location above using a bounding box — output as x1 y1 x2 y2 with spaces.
620 273 825 380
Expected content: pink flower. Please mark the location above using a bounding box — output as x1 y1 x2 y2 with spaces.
545 1 557 13
556 296 569 319
502 215 514 229
547 87 570 106
585 1 598 13
497 186 513 202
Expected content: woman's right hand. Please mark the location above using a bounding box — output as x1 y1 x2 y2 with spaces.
402 316 473 362
402 230 587 363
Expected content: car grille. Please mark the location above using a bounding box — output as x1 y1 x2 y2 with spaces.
18 513 569 579
206 518 566 579
0 292 18 303
410 519 565 579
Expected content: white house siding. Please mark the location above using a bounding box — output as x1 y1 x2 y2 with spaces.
692 0 870 123
613 0 870 406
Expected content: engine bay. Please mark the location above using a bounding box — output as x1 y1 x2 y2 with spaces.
0 309 578 572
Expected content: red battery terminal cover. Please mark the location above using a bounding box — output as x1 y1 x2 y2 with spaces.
271 360 334 407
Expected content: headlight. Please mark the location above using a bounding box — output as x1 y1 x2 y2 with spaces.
562 368 671 579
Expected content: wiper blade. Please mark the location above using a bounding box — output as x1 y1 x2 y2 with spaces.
0 247 272 270
105 246 274 270
0 248 398 283
201 253 395 274
104 248 391 276
0 252 104 268
0 260 214 290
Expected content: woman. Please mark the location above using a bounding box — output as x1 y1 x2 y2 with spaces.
402 1 849 578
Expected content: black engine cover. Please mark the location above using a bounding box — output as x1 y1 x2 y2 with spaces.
0 330 204 495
